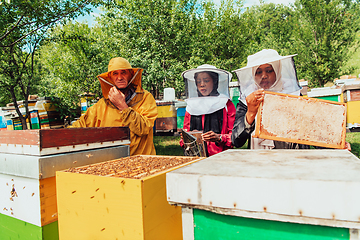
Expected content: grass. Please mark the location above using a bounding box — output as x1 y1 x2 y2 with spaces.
154 132 360 158
346 131 360 158
154 135 183 156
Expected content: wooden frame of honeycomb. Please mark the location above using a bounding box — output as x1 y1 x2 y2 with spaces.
65 155 202 179
254 91 347 149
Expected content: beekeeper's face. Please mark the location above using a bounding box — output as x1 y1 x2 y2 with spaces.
254 64 276 89
195 72 214 96
110 69 133 89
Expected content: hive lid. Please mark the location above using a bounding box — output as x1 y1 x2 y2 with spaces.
166 149 360 227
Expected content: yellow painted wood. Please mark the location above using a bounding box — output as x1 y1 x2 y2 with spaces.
141 156 205 240
157 105 177 118
56 172 144 240
40 177 58 226
142 173 183 240
56 156 204 240
347 101 360 124
340 92 344 103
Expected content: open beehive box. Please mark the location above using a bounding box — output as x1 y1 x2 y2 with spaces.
254 91 347 149
56 155 203 240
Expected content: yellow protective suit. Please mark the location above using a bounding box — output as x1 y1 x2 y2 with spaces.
71 58 157 155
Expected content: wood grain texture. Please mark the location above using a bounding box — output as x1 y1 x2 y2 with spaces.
155 117 177 131
0 130 40 145
350 89 360 101
40 177 58 226
0 127 130 149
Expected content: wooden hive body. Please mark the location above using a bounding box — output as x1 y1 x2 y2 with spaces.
56 155 203 240
167 149 360 240
344 84 360 128
0 127 130 240
156 101 177 133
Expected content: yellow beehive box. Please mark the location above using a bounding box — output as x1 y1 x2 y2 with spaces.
56 155 203 240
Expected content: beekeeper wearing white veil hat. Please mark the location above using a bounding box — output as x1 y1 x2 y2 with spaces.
180 64 236 156
231 49 308 150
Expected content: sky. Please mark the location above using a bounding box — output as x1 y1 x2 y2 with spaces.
242 0 295 8
75 0 296 27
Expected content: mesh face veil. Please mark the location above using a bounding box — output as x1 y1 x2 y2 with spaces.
233 49 301 104
182 64 232 116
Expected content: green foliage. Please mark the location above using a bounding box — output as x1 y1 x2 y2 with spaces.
40 22 104 99
97 0 201 98
292 0 360 87
241 3 295 56
0 0 100 128
3 0 358 121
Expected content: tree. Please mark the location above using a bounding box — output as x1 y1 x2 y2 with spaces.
190 0 250 71
39 22 106 122
240 2 296 57
292 0 360 87
0 0 98 129
98 0 201 99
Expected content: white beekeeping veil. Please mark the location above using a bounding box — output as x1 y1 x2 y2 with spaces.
182 64 232 116
233 49 301 104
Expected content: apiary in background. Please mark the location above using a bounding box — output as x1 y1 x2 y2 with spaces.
56 155 203 240
0 127 130 240
155 101 177 134
307 85 345 102
342 82 360 129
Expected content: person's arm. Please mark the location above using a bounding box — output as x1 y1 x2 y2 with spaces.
208 100 235 147
119 91 158 136
231 100 254 148
231 89 264 148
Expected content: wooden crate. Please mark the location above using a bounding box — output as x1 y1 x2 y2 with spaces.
0 127 130 156
254 91 347 149
56 155 203 240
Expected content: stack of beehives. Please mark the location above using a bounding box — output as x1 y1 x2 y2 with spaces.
0 127 130 239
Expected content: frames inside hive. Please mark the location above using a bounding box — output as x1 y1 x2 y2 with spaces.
254 92 347 149
65 155 201 179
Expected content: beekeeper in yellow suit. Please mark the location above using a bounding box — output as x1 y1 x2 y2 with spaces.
71 57 157 155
